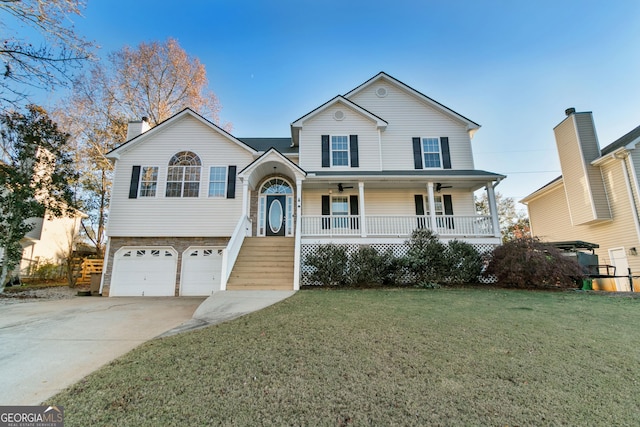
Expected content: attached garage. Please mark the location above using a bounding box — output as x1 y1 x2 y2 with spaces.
110 247 178 296
180 246 224 296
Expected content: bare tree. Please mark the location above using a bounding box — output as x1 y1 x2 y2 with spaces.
0 0 94 108
54 38 226 255
110 37 222 125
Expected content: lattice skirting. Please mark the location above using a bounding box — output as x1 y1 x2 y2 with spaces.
300 242 498 286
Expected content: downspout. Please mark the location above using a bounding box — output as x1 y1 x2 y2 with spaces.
99 237 111 295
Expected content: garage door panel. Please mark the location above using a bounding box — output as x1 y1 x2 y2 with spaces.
180 247 223 296
111 248 177 296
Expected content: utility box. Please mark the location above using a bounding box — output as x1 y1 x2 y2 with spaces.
551 241 600 275
90 273 102 296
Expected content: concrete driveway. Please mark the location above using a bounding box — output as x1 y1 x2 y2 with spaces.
0 296 204 405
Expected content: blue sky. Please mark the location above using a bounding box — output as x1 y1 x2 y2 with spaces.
53 1 640 206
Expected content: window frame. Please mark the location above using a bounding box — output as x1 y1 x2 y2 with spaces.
138 166 159 197
421 137 442 169
165 151 202 198
208 166 227 198
330 135 350 167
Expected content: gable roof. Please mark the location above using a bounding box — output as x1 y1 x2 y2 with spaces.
238 137 297 154
290 95 388 146
600 123 640 156
106 108 257 160
344 72 481 134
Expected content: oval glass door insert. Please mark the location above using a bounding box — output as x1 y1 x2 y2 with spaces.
269 199 283 234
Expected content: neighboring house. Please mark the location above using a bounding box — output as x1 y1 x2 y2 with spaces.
101 72 506 296
19 213 84 276
521 108 640 292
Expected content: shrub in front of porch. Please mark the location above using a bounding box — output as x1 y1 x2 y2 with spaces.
303 244 350 287
347 246 398 288
483 237 585 288
403 229 483 287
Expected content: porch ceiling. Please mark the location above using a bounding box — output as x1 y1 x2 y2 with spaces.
302 171 504 192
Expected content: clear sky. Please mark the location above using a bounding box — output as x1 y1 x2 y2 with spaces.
47 0 640 207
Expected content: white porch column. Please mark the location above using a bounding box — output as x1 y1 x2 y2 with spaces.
358 181 367 237
486 182 501 238
293 178 303 290
427 182 437 233
241 180 249 218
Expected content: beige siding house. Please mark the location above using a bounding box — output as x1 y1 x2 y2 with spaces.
101 72 506 296
522 109 640 292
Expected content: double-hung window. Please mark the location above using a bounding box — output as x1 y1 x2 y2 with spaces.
331 135 349 166
422 137 442 168
208 166 227 197
332 196 349 228
166 151 201 198
139 166 158 197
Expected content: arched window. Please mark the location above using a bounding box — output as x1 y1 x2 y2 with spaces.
260 177 293 194
166 151 202 197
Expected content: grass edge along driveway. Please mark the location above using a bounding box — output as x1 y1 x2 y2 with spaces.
49 288 640 426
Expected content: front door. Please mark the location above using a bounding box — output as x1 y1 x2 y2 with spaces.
266 195 286 236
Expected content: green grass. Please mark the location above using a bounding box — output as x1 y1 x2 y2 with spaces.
49 288 640 426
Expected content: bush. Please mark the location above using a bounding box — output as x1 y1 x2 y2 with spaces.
347 246 397 288
445 239 483 285
304 244 349 286
403 229 449 287
31 261 64 280
484 237 585 288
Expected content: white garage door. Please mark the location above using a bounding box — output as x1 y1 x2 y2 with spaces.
180 247 224 296
111 247 178 296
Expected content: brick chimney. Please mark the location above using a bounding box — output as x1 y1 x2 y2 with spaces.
126 116 151 141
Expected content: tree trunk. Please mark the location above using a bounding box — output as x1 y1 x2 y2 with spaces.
0 254 9 294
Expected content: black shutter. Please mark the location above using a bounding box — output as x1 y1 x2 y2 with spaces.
443 194 454 229
414 194 425 228
441 137 451 169
321 135 330 167
349 195 359 230
322 195 331 229
129 166 141 199
349 135 359 167
226 166 237 199
412 137 423 169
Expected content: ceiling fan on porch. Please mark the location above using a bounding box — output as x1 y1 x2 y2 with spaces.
435 183 452 192
337 183 354 192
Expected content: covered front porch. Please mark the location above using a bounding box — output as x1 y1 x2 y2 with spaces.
299 171 504 242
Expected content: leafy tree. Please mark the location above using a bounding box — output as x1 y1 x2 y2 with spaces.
54 38 226 255
476 191 531 242
483 237 585 289
0 105 77 291
0 0 94 108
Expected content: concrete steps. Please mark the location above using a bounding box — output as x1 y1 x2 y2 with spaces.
226 237 294 291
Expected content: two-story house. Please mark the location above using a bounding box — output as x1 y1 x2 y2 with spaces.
522 108 640 292
101 72 506 296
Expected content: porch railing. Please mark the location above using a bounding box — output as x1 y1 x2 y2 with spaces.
301 215 493 237
220 215 252 290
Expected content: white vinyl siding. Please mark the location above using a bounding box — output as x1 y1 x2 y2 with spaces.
298 103 380 171
107 115 254 237
347 81 475 171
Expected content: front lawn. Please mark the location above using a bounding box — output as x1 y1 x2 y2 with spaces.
49 288 640 426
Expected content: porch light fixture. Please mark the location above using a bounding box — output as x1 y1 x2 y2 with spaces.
630 247 637 256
